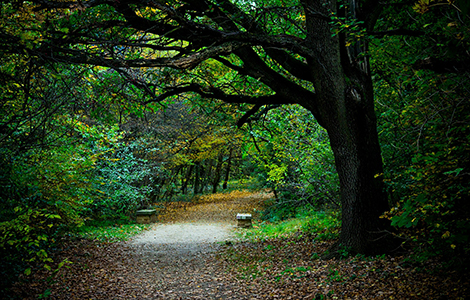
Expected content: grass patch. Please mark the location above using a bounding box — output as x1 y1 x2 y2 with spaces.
73 219 151 242
237 208 341 241
223 177 264 192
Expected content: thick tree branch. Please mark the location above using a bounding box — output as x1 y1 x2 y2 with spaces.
210 0 312 80
42 41 250 69
236 104 263 128
143 83 294 106
30 0 319 118
34 0 110 10
34 0 313 82
237 104 283 128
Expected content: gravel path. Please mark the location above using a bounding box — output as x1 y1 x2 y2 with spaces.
131 223 235 245
11 191 271 299
126 222 242 299
117 192 271 299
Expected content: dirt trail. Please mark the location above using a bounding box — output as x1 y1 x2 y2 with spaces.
122 191 271 299
11 191 271 300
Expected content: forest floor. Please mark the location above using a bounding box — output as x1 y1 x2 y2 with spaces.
10 190 470 299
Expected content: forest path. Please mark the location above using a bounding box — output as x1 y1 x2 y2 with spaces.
13 190 271 300
14 190 470 299
120 190 271 299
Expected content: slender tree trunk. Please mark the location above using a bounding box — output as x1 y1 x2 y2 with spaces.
181 164 193 194
193 162 200 195
212 152 224 194
164 166 182 200
222 148 233 190
200 160 213 193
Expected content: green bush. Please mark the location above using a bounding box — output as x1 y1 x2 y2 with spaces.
373 32 470 263
88 140 154 219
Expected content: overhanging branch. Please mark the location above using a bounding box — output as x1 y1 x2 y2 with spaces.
42 41 250 69
237 104 263 128
143 83 293 107
237 104 283 128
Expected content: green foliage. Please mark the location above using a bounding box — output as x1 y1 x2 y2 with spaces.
1 0 469 284
301 210 341 241
74 219 151 242
0 207 63 290
238 207 340 242
0 52 154 283
245 105 340 220
87 138 154 219
372 2 470 263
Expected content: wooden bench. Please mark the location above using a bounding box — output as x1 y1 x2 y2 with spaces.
136 209 157 224
236 213 252 228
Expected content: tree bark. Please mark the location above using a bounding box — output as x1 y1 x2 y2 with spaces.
212 152 224 194
222 148 233 190
302 0 393 255
201 159 214 193
325 84 391 255
181 164 193 195
193 162 200 195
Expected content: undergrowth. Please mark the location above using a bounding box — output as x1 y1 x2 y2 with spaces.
73 219 151 242
238 208 341 242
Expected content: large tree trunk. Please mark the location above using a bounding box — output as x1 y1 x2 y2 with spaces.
314 73 392 255
302 0 393 255
326 83 391 255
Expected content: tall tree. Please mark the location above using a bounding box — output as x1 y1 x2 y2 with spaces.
2 0 426 254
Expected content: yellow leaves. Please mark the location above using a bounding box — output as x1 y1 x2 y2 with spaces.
266 163 288 183
154 190 271 224
442 231 451 238
413 0 434 14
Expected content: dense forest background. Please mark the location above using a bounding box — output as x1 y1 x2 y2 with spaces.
1 0 469 293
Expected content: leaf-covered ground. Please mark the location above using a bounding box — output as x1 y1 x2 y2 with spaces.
9 191 469 299
219 236 469 299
